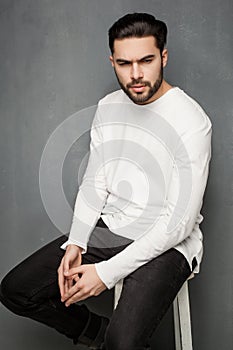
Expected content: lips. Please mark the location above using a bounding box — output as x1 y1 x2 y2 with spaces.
130 85 146 93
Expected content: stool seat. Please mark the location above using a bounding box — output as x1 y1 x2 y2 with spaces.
114 273 194 350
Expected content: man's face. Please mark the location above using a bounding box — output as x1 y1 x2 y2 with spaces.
110 36 168 104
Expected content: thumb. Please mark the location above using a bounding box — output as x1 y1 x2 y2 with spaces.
63 255 71 275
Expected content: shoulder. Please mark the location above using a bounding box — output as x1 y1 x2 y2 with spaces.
93 89 127 125
98 89 127 105
170 88 212 130
156 87 212 140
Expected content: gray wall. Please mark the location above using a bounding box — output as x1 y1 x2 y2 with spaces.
0 1 232 349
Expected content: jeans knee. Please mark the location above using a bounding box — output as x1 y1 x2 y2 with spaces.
1 271 16 302
0 270 31 315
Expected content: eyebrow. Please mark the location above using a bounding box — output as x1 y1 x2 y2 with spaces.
115 54 156 64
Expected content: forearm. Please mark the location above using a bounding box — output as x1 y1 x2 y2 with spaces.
61 106 108 253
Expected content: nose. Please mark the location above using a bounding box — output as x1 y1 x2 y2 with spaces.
130 63 143 80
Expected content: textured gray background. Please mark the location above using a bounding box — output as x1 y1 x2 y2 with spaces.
0 1 232 349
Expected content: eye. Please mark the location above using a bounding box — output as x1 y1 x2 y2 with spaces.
142 59 153 64
118 62 130 66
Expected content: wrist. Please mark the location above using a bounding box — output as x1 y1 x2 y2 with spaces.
67 244 83 252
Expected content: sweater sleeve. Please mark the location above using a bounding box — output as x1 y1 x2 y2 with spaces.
60 106 109 253
95 117 212 289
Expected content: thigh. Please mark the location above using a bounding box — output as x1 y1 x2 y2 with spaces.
1 235 69 302
3 216 131 298
2 232 128 301
107 249 192 347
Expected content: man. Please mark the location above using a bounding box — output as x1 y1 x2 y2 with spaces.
0 13 212 350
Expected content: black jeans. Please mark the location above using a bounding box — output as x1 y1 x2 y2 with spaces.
0 218 197 350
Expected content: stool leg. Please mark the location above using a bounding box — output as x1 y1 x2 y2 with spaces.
173 280 193 350
114 279 123 309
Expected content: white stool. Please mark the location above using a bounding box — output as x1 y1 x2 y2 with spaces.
114 273 195 350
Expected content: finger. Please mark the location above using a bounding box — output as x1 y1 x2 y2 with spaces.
73 274 80 283
65 266 84 277
68 277 73 290
62 277 77 302
65 290 86 306
64 272 80 298
62 252 74 298
63 254 71 275
64 279 83 301
65 287 94 305
64 277 69 296
58 259 65 300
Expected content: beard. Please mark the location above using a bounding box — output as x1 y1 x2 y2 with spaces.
115 65 163 104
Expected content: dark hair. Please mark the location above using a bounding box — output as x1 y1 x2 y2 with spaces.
108 13 167 55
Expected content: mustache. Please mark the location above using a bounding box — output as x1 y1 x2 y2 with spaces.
126 80 151 89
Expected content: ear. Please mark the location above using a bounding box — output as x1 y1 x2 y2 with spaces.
109 55 114 67
161 49 168 68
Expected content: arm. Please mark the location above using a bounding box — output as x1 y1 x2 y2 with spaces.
94 116 212 289
61 105 109 253
58 106 109 302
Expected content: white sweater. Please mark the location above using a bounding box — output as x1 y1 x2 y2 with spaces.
61 87 212 289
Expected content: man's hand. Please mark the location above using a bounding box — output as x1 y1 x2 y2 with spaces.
62 264 107 306
57 244 82 302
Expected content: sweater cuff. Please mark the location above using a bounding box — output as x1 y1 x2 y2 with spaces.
60 238 87 254
94 261 119 290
